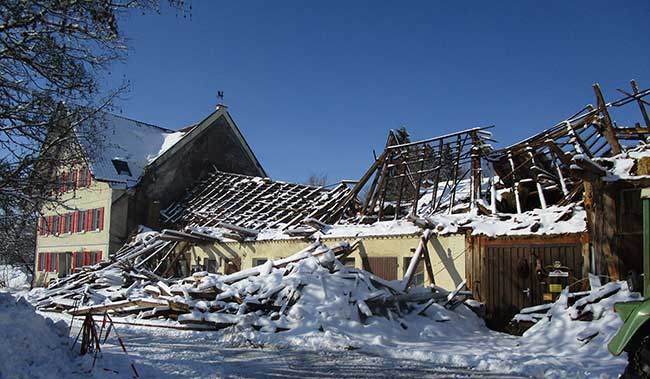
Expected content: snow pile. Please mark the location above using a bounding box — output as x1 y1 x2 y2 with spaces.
423 203 586 237
314 220 421 239
515 281 640 378
0 292 88 379
578 142 650 182
35 239 481 340
185 255 481 349
0 264 31 289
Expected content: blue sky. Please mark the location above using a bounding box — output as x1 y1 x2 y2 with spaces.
109 1 650 184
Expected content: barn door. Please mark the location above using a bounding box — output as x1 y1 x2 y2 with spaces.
484 245 533 330
484 243 584 330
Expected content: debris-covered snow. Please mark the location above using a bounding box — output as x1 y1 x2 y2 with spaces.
582 143 650 182
34 238 477 339
191 220 422 242
424 203 586 237
0 292 90 379
315 220 421 239
31 228 631 378
511 281 641 378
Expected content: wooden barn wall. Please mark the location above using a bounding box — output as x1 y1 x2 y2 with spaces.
466 233 588 330
585 182 644 280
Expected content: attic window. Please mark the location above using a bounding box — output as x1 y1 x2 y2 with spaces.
111 159 132 176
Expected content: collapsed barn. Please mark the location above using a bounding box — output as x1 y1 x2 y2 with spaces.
36 81 650 329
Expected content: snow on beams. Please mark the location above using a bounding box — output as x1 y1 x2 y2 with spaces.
488 81 650 214
160 169 353 239
330 126 495 224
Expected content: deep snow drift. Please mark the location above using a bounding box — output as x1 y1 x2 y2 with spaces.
0 292 89 379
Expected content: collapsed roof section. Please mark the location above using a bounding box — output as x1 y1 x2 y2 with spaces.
329 126 495 223
161 170 353 240
160 81 650 241
488 81 650 214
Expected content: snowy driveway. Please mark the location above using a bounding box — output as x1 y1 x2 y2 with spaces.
77 322 530 379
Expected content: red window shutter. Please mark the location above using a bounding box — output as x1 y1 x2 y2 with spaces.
45 253 50 272
47 216 54 234
98 208 104 231
37 253 43 271
96 251 102 263
72 170 78 190
71 212 77 233
86 209 92 231
83 251 91 266
86 168 92 187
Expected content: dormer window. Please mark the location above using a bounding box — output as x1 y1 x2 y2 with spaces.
111 159 132 176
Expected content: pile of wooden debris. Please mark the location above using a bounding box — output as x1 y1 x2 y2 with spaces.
34 230 476 331
509 275 636 336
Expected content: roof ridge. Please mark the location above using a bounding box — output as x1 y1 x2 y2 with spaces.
108 112 177 133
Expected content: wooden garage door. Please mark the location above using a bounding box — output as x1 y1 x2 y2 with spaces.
485 245 531 330
484 243 583 330
363 257 398 281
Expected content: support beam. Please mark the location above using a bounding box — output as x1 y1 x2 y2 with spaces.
593 83 622 155
632 80 650 128
401 230 433 292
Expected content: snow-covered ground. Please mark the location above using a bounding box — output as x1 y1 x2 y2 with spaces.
0 288 631 379
2 257 633 379
32 296 629 379
40 313 528 379
0 292 89 379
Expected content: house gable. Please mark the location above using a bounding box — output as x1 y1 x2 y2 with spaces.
139 106 266 209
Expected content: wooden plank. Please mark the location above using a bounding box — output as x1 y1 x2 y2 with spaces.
422 242 436 286
632 80 650 128
593 83 622 155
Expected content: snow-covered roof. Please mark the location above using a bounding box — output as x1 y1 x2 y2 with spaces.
424 203 586 237
74 113 186 187
162 170 352 232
